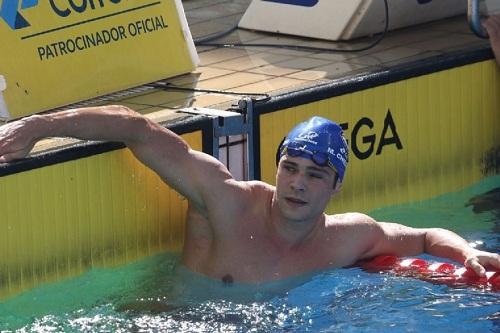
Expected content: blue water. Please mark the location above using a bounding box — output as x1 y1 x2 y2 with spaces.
0 177 499 332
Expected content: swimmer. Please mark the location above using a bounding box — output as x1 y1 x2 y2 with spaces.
0 107 499 283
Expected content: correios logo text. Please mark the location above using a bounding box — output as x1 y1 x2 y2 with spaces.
1 0 124 30
262 0 319 7
49 0 122 18
0 0 39 30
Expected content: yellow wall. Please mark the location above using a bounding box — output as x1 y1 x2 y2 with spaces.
260 61 500 214
0 131 201 299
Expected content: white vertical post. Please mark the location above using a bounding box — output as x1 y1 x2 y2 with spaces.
0 75 10 121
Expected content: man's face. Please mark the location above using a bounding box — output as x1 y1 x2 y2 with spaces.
275 155 337 223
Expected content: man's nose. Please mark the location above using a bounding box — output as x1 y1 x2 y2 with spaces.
290 173 306 191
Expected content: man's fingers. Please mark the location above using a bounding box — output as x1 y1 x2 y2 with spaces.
489 14 500 26
0 118 37 163
0 149 29 163
465 258 486 277
465 252 500 277
483 16 500 37
484 23 494 36
484 14 500 28
0 154 14 163
484 20 500 38
0 153 17 163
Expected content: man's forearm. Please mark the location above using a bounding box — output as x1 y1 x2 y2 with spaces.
29 105 151 145
424 228 474 263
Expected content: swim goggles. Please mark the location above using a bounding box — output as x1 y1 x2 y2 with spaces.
277 139 337 171
276 138 340 185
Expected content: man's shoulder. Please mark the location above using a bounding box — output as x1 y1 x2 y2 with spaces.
325 212 377 227
223 180 274 207
217 179 274 196
323 212 383 244
244 180 275 194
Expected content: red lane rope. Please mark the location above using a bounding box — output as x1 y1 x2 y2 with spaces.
361 256 500 290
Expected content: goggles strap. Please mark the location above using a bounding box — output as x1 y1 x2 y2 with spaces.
275 137 286 166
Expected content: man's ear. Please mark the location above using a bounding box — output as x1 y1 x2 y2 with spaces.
333 179 342 193
332 172 342 192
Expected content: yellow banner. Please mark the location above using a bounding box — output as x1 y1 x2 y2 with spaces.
0 0 198 119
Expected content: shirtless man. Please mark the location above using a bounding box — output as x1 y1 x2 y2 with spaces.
0 106 498 283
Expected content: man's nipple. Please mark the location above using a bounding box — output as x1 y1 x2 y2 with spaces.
221 274 234 285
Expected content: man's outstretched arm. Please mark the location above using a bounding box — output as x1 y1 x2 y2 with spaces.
0 106 234 212
361 220 500 277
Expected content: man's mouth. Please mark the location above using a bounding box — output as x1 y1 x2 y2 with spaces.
285 197 308 206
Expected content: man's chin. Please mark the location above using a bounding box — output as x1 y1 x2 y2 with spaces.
277 197 312 221
279 207 312 223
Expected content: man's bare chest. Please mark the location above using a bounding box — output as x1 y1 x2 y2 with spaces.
204 233 337 283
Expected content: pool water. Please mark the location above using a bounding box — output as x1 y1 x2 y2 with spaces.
1 176 499 332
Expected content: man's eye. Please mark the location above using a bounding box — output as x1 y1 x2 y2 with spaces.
283 165 296 172
309 173 323 179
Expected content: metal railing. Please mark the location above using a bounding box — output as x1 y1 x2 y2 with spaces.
469 0 500 38
468 0 488 38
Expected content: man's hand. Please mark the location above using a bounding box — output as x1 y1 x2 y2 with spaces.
464 249 500 277
0 116 41 163
483 15 500 66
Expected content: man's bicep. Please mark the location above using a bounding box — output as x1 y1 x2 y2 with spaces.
363 222 427 258
127 130 234 211
182 149 237 209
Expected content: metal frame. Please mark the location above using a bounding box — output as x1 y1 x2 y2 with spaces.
468 0 489 38
181 101 255 180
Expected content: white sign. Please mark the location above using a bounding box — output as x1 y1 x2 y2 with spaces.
239 0 466 41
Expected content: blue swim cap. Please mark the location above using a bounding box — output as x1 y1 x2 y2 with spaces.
277 116 349 182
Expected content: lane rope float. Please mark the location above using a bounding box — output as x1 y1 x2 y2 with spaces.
361 255 500 290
